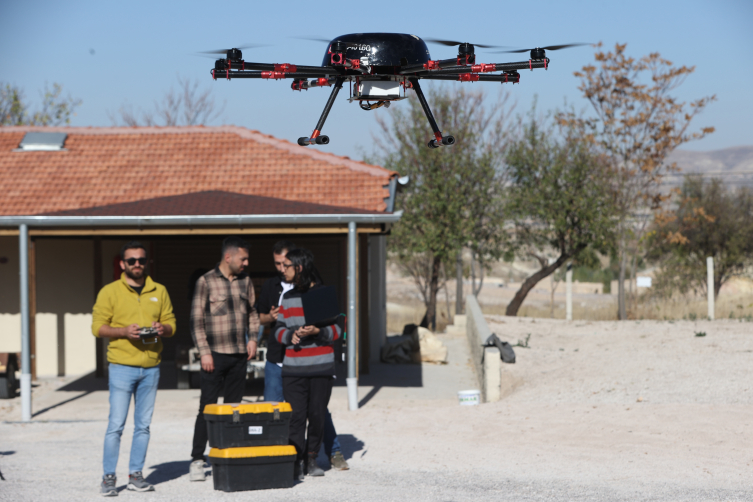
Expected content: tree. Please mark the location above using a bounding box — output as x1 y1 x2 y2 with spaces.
110 76 224 126
1 82 81 126
374 85 512 329
648 176 753 299
504 113 617 316
560 43 716 319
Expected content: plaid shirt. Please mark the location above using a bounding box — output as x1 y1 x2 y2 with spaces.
190 266 260 357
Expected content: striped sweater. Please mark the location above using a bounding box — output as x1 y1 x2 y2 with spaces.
274 286 341 377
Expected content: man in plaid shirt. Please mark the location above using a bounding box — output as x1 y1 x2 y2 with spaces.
189 236 260 481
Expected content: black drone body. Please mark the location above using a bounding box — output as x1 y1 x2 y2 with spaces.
209 33 583 148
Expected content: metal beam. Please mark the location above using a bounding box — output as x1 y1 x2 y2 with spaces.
0 212 402 228
346 221 358 411
19 224 31 422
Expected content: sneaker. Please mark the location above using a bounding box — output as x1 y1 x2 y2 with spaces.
330 451 349 471
294 459 305 481
101 474 117 497
189 459 206 482
127 471 155 492
306 457 324 477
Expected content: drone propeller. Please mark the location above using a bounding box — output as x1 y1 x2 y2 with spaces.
197 44 266 55
425 38 508 49
492 43 591 54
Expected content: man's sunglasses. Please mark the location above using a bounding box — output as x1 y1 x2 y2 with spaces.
125 258 147 266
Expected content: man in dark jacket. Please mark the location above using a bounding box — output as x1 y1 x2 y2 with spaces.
257 240 296 402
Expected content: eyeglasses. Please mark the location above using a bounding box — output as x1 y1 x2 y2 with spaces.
125 257 147 266
282 263 294 269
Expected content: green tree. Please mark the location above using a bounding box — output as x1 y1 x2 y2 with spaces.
0 82 81 126
374 86 512 329
560 43 715 319
648 176 753 299
504 113 617 316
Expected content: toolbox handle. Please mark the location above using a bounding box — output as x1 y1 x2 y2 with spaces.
273 409 280 421
232 409 240 423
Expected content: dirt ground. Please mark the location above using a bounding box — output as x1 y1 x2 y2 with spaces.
1 314 752 500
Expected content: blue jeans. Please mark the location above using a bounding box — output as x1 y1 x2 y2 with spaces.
323 409 341 456
264 360 284 402
103 363 160 476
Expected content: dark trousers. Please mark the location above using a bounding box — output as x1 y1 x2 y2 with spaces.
283 375 333 461
191 352 247 460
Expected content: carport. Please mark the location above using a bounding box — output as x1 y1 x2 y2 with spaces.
0 126 402 422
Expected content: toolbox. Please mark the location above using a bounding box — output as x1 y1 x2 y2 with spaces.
203 402 292 449
209 445 297 492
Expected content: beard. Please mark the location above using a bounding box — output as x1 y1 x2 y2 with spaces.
124 267 144 281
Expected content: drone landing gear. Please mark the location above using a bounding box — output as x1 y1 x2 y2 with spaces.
298 77 345 146
408 78 455 149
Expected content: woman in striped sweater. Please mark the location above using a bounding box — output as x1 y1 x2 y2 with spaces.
274 248 341 479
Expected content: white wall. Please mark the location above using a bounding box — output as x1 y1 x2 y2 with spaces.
64 313 95 376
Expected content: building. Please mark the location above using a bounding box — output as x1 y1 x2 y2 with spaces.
0 126 400 384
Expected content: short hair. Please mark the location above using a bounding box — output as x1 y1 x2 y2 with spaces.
222 236 250 257
272 240 296 256
121 241 146 260
286 248 315 292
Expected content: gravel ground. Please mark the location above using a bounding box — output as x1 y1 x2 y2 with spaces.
1 319 752 501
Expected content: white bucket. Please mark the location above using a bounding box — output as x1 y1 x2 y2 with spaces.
457 389 481 406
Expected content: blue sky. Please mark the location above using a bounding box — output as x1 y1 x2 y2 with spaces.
1 0 750 160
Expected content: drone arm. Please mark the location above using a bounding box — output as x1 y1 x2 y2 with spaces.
219 60 340 75
212 71 335 80
404 59 549 77
420 73 520 83
297 77 345 146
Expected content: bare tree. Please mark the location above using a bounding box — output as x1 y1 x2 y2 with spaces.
110 76 224 126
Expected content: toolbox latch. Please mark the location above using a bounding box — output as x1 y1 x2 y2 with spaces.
273 408 280 421
232 409 240 423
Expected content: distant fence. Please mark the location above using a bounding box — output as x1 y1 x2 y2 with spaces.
465 295 501 403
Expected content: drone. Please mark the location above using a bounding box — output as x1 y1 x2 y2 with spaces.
207 33 586 148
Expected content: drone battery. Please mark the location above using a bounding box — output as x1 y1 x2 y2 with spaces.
203 402 292 449
209 445 296 492
358 81 401 100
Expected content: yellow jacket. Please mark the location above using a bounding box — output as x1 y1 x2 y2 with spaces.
92 273 177 368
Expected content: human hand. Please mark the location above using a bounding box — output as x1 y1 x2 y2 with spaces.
125 324 141 340
291 331 301 345
151 321 165 336
247 340 257 360
270 306 279 321
201 354 215 373
299 325 320 337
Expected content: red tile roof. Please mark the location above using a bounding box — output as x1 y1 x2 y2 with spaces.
0 126 396 216
45 190 376 216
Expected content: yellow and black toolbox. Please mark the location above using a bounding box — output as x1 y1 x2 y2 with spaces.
209 445 297 492
203 402 292 449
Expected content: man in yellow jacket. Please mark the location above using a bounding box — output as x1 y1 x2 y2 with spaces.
92 241 176 497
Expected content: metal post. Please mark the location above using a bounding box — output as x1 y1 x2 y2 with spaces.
707 257 715 320
565 263 573 321
19 224 31 422
346 221 358 410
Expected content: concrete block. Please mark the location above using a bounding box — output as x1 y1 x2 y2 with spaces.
453 315 467 329
483 347 501 402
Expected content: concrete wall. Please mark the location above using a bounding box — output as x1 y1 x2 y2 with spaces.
465 295 500 403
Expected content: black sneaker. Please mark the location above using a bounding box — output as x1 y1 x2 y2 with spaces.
127 471 155 492
306 457 324 477
100 474 117 497
294 459 305 481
